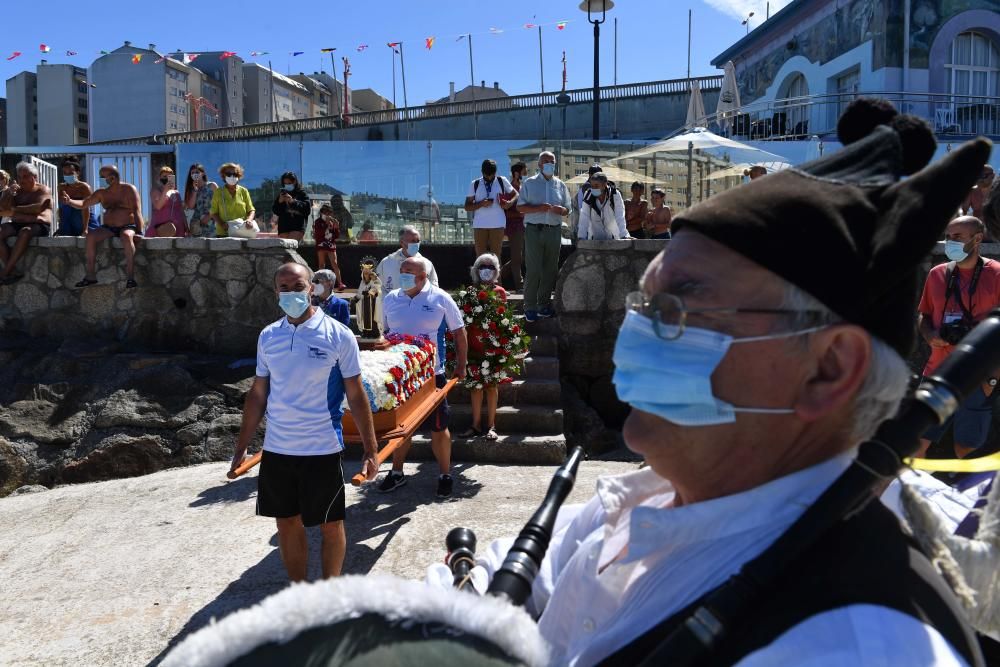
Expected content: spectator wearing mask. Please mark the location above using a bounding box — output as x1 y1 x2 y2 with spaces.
578 172 628 241
330 194 354 243
457 253 506 442
917 215 1000 459
149 166 187 238
465 159 517 259
624 181 649 239
518 151 571 322
184 163 218 237
570 164 603 237
312 269 351 327
57 157 99 236
314 204 346 290
272 171 310 242
210 163 256 237
376 225 439 292
501 162 527 292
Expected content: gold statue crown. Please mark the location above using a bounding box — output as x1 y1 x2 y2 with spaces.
360 255 378 269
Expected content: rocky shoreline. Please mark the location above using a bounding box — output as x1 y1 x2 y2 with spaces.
0 333 263 497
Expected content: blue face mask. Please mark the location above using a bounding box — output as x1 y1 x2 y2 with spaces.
542 163 556 177
406 242 420 256
945 239 970 262
398 273 417 290
612 310 822 426
278 290 311 318
283 184 294 192
62 175 78 184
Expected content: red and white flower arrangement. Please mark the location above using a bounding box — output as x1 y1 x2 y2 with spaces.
445 285 531 389
354 333 436 412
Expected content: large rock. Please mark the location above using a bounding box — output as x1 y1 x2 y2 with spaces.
60 434 174 484
0 400 91 446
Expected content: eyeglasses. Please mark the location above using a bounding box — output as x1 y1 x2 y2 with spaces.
625 291 826 341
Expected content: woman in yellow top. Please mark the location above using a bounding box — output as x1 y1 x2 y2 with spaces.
210 162 256 237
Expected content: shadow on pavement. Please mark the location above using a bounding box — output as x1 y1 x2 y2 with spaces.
189 474 258 508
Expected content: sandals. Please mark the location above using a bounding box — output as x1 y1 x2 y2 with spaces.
125 278 138 289
75 277 98 288
456 426 481 439
483 427 499 441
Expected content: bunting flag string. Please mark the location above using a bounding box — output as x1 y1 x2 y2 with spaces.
39 44 50 53
220 51 237 60
6 52 21 61
356 44 368 52
320 48 336 53
425 37 435 50
290 51 304 56
131 54 142 64
65 50 77 56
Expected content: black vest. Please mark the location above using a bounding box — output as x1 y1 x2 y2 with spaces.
598 501 984 666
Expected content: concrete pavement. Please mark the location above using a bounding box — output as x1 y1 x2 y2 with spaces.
0 458 637 666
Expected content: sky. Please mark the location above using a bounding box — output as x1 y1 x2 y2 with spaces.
1 0 793 106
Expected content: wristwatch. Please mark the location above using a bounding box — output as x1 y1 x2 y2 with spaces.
989 378 998 387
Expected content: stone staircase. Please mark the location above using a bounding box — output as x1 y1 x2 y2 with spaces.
408 308 566 465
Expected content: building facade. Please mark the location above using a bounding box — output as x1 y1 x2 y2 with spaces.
710 0 1000 138
307 72 350 117
186 53 245 128
242 64 312 123
351 88 394 113
289 75 332 117
5 71 37 146
34 63 90 145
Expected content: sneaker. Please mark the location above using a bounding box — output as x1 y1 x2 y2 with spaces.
538 307 556 319
436 474 453 498
524 310 539 323
377 471 407 493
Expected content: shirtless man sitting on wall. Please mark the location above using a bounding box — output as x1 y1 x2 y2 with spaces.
0 161 53 285
64 164 145 289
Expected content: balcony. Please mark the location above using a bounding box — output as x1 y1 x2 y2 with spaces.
679 92 1000 141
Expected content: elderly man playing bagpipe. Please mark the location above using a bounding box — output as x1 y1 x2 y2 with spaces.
165 100 996 667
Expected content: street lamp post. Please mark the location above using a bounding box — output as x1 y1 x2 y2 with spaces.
579 0 614 141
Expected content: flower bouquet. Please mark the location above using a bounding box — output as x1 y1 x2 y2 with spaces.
445 285 531 390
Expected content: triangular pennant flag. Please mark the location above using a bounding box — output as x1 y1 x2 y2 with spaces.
220 51 237 60
154 56 166 64
249 50 269 57
489 27 503 34
356 44 368 52
65 50 77 56
425 37 435 49
6 51 21 61
456 35 466 42
291 51 304 56
39 44 51 53
321 48 337 53
387 42 400 53
524 23 536 29
99 50 109 55
184 53 199 63
132 54 142 64
557 21 567 30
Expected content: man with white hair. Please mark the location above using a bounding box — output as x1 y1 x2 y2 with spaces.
517 151 570 322
380 256 467 498
376 225 439 292
477 100 989 665
312 269 351 328
0 161 52 285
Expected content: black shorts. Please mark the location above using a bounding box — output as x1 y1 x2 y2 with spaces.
3 222 48 237
277 219 305 234
102 224 138 238
256 450 346 527
420 374 451 433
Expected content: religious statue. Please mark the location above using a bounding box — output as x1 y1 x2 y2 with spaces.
353 257 384 342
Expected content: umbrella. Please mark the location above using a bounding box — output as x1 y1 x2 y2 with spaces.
608 128 788 163
566 164 659 186
702 161 793 181
686 80 706 127
716 60 742 133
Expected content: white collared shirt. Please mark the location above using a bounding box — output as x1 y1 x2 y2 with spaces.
255 309 361 456
382 280 464 374
468 176 514 229
479 452 968 666
376 249 439 292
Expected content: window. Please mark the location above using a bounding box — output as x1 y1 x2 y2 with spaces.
574 156 588 163
77 113 87 123
835 69 860 118
777 73 809 136
78 128 89 139
78 83 87 93
665 174 674 181
78 97 88 108
947 31 1000 100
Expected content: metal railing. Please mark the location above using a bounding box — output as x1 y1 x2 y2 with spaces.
91 75 723 146
674 91 1000 141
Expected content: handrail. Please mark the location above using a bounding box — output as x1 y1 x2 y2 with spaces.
90 75 723 146
672 90 1000 140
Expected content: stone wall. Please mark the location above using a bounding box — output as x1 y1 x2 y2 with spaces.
0 237 306 356
554 240 1000 455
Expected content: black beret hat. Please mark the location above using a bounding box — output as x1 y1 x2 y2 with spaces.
671 98 992 355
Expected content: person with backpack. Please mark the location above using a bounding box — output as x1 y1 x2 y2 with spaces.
577 172 628 240
465 159 517 258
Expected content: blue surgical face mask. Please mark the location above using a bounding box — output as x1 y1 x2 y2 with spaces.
612 310 823 426
62 174 77 184
278 290 311 318
399 273 417 290
542 163 556 177
945 239 970 262
406 242 420 256
283 184 294 192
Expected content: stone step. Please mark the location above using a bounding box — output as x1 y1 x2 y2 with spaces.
449 404 563 435
524 316 561 336
522 355 559 381
450 378 561 406
528 334 558 357
406 433 566 465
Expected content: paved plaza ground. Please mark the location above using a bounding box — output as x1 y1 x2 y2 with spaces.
0 458 637 666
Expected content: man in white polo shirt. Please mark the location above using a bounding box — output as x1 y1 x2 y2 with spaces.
380 257 468 498
376 225 439 292
465 158 517 259
228 262 379 582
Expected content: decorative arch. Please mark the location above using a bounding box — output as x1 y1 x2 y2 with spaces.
775 72 810 136
928 10 1000 95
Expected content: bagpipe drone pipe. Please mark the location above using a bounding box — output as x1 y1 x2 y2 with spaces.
161 449 586 667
